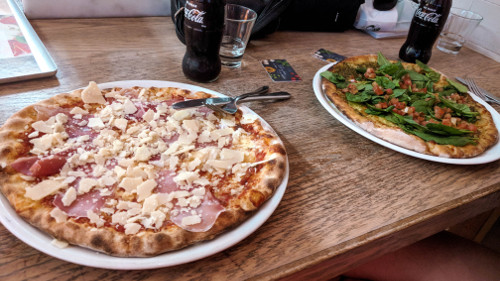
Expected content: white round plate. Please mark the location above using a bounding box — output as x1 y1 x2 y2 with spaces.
0 80 289 269
313 63 500 165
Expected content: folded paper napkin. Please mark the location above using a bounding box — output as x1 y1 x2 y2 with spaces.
354 0 417 39
22 0 171 19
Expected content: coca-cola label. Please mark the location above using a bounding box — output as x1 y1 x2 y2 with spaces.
415 8 442 24
185 7 206 25
184 0 223 30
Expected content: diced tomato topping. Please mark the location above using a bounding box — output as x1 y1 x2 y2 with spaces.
389 98 406 110
411 84 427 93
385 88 393 95
457 122 469 130
442 119 452 126
399 76 412 89
467 124 477 132
392 108 405 115
372 82 384 95
375 102 388 109
364 68 376 79
347 84 358 94
434 106 446 119
448 93 466 104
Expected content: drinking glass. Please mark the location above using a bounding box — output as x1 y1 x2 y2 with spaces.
436 8 482 55
219 4 257 68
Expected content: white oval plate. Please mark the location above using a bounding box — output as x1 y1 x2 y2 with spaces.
0 80 289 269
313 63 500 165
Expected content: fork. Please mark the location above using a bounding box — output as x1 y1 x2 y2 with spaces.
207 91 291 114
465 78 487 101
206 104 229 114
464 78 500 105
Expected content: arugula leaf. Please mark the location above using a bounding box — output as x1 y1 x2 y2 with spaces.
366 103 395 113
321 71 345 83
377 52 391 66
416 60 441 82
446 79 469 94
370 95 386 104
426 80 434 93
321 71 348 89
356 67 367 74
383 113 476 146
425 123 472 136
392 89 407 98
439 88 457 96
416 60 432 72
365 108 384 115
410 130 476 146
408 70 429 81
375 76 396 89
393 69 408 79
412 98 435 113
346 92 371 103
425 71 441 82
379 63 401 76
355 82 373 91
413 81 425 90
439 96 479 118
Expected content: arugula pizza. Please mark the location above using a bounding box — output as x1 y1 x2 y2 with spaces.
0 82 287 256
321 53 498 158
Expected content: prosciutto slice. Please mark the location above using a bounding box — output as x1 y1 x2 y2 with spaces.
11 155 66 177
10 156 39 176
65 115 98 139
29 156 66 177
156 170 178 193
170 191 225 232
156 170 225 232
53 186 108 217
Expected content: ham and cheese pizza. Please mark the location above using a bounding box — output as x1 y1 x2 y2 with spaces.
0 82 287 257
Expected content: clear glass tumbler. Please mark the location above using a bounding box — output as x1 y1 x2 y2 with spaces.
436 8 483 55
219 4 257 68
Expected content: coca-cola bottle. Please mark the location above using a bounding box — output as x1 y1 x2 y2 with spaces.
399 0 451 63
182 0 225 82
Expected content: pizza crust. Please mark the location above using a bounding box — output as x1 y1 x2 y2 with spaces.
322 54 499 158
0 84 287 257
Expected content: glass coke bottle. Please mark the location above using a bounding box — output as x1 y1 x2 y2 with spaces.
399 0 452 63
182 0 225 82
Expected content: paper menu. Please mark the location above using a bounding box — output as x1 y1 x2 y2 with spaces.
0 0 56 83
0 15 32 58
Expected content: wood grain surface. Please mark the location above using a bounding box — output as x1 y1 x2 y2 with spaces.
0 16 499 281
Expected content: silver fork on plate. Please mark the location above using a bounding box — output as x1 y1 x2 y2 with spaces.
464 78 487 100
463 78 500 105
206 89 291 114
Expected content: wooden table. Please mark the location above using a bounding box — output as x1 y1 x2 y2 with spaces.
1 17 499 281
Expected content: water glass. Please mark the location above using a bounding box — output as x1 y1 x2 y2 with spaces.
436 8 482 55
219 4 257 68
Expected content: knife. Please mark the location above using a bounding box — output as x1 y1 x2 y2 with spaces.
172 91 291 110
